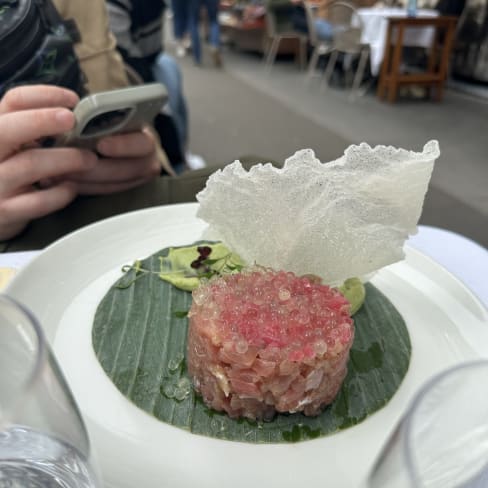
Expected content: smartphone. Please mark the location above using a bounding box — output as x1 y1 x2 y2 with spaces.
56 83 167 149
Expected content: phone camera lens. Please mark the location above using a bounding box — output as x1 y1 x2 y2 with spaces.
81 108 131 136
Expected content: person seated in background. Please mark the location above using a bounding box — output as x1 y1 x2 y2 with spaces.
265 0 308 35
106 0 205 172
314 0 336 42
266 0 336 43
188 0 223 67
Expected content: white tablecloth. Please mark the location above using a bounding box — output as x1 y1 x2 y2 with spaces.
407 226 488 308
355 7 439 76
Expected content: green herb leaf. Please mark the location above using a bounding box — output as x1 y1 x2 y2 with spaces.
158 242 245 291
338 277 366 315
174 310 189 318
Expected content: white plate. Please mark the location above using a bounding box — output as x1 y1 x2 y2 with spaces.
6 203 488 488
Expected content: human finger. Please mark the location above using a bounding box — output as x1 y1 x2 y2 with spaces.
0 147 97 194
0 182 77 240
66 155 160 185
0 109 73 159
0 85 79 114
0 109 76 160
96 128 155 159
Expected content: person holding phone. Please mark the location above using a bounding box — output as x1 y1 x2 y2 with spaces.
0 0 171 244
0 0 263 250
0 84 162 241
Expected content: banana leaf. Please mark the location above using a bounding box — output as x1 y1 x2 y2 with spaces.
92 243 411 443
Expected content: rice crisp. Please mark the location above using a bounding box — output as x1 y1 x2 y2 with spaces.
196 141 439 285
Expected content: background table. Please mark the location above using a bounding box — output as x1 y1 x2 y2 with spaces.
356 7 439 76
376 15 457 102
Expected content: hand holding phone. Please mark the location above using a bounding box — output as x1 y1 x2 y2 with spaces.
56 83 167 149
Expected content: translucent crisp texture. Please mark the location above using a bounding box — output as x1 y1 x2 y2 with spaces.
187 268 354 420
196 141 439 284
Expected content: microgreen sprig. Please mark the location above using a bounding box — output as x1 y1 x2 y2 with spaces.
190 246 243 279
116 243 245 291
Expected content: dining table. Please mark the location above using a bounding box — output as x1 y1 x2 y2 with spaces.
355 7 439 76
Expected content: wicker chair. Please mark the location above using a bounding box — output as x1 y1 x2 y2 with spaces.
304 2 333 82
319 1 370 99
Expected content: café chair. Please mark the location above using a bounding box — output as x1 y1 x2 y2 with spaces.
304 2 333 83
448 3 470 79
263 1 307 72
320 1 370 100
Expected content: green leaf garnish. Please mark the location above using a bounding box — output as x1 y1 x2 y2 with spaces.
117 242 245 292
174 310 189 318
339 278 366 315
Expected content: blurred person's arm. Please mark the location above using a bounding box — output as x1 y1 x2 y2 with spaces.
317 0 330 19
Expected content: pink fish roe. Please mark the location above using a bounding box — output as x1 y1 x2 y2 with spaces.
187 268 354 420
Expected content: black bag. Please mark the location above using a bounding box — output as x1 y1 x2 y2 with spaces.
0 0 87 98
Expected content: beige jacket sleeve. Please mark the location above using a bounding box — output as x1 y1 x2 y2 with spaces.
52 0 129 92
52 0 174 175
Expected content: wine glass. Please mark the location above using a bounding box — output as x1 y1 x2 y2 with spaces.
0 294 100 487
366 360 488 488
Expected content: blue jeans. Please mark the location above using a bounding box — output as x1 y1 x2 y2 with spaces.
152 53 188 148
314 19 334 41
171 0 189 40
188 0 220 64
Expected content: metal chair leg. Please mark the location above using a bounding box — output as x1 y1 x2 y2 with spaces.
262 38 270 65
265 37 280 72
322 50 338 90
264 38 275 68
350 47 369 101
299 38 307 71
306 47 321 84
